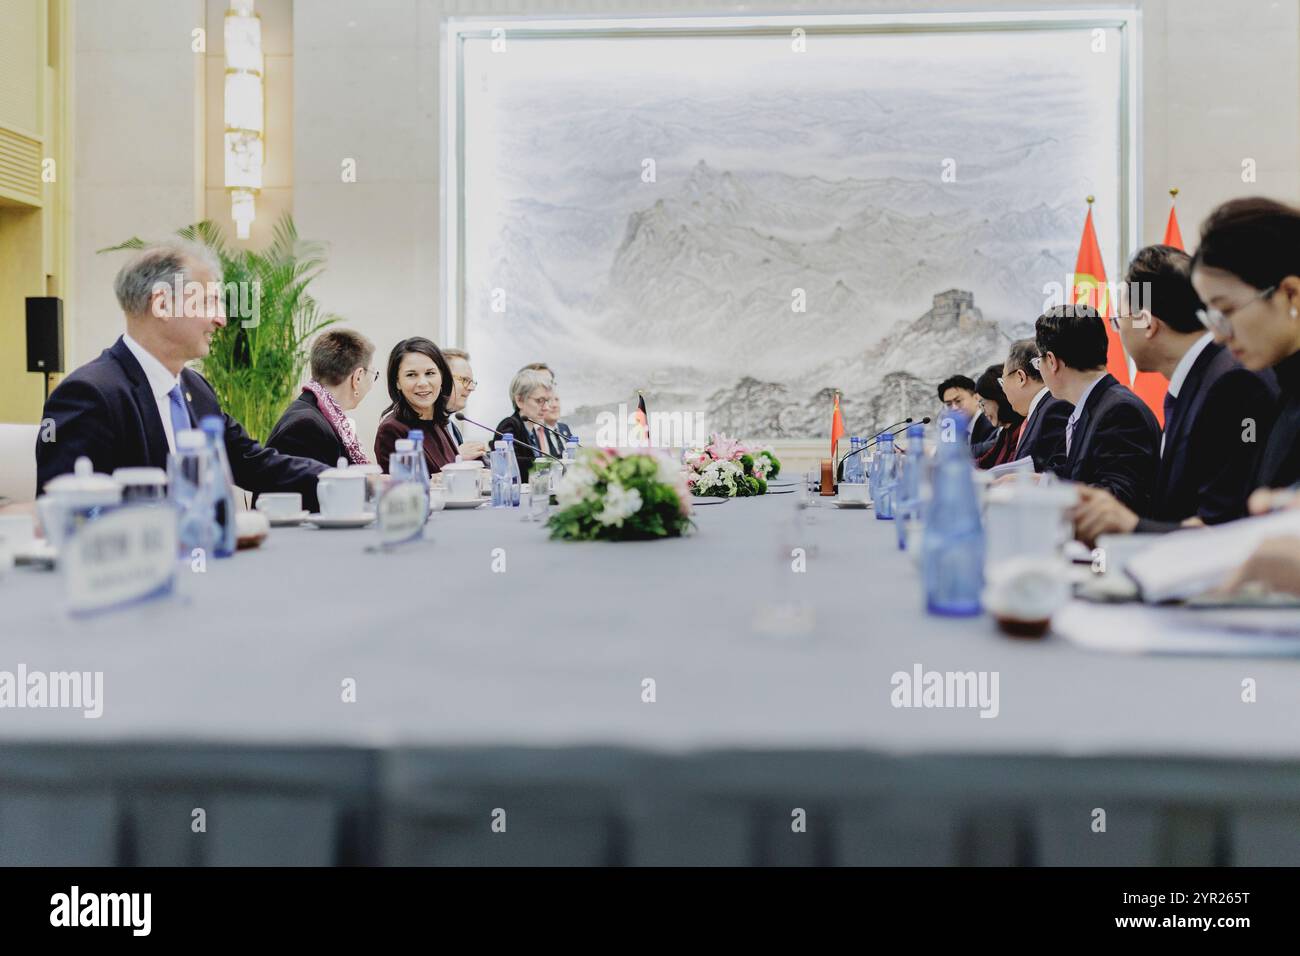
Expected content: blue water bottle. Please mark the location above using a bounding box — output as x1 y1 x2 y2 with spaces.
875 432 897 520
405 429 431 495
503 434 521 506
867 441 880 502
169 429 218 557
895 422 926 550
198 415 237 557
490 440 509 508
921 410 985 616
844 437 860 483
565 435 579 461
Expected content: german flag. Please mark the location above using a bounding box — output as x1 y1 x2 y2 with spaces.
634 392 650 447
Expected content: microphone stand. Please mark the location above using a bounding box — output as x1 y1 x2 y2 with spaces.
836 417 913 482
455 413 565 467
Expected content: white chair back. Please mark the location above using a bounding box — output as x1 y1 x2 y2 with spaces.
0 423 40 504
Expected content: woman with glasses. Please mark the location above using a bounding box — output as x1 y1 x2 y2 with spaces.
373 336 458 475
494 366 556 479
267 328 378 474
1190 197 1300 490
973 364 1026 469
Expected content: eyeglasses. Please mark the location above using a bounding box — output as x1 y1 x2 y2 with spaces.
1196 285 1277 341
453 375 477 389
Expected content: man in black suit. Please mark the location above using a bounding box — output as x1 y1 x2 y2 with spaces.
1073 246 1278 542
442 348 489 462
36 241 325 501
937 374 995 452
1035 304 1161 514
541 389 573 456
1000 338 1072 473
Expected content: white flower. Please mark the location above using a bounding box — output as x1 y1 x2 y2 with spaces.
596 483 643 526
554 463 598 508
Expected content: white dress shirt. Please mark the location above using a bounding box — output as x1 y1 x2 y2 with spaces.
1064 373 1107 457
1161 333 1214 457
122 332 185 454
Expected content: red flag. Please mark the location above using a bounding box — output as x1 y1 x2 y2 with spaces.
1162 190 1184 249
830 392 846 460
1072 198 1131 388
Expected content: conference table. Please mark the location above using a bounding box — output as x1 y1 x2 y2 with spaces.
2 489 1299 866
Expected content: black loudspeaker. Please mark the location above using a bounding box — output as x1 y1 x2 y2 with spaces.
26 297 64 374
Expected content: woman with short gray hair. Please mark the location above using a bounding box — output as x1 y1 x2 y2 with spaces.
494 365 557 478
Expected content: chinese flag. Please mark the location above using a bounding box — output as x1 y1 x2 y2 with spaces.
1162 191 1184 248
1073 200 1131 389
830 392 846 459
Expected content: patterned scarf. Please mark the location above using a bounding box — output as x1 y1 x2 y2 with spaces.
302 381 370 465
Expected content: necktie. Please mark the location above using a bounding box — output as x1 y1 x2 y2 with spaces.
1065 415 1077 457
167 383 191 449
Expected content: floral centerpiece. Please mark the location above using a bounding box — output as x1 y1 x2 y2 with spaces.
685 434 782 497
547 448 693 541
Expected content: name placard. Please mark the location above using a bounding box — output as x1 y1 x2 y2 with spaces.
376 483 427 546
62 506 177 616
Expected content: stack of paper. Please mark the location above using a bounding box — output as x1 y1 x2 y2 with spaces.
1124 510 1300 603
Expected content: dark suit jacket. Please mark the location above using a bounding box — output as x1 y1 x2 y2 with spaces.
493 411 551 478
1051 374 1161 515
36 336 325 501
1014 390 1073 474
1136 343 1277 532
970 412 995 448
266 391 346 469
1255 350 1300 491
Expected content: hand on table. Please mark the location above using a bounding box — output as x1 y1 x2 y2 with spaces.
1072 485 1138 547
1248 486 1300 516
458 441 489 461
1222 535 1300 596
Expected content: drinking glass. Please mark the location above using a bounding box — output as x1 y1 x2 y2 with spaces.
527 461 554 522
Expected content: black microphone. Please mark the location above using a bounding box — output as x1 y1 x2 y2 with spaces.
455 412 563 464
864 416 931 451
837 417 913 481
837 418 930 481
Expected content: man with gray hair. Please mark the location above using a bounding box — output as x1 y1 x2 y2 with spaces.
35 240 325 499
1000 337 1073 474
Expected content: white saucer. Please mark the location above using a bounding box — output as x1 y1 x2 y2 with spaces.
831 499 872 509
264 510 310 527
444 497 487 510
306 513 376 529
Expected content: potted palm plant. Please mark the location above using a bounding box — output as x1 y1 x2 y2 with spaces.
100 214 340 441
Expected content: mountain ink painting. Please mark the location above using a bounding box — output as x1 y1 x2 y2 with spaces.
457 25 1125 439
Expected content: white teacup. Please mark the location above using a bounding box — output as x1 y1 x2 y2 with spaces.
441 461 484 501
838 482 869 504
316 474 366 517
256 492 303 518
